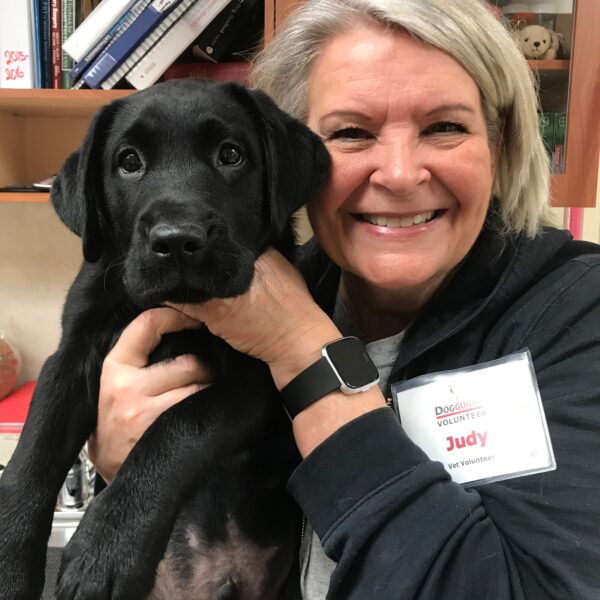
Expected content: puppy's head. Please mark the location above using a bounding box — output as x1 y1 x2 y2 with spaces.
51 80 330 307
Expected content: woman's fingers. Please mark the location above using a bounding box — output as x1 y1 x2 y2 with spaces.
92 307 211 482
141 354 213 397
148 382 210 415
108 307 203 368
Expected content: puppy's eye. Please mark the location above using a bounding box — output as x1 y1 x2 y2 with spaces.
118 149 143 174
524 38 529 42
218 144 244 166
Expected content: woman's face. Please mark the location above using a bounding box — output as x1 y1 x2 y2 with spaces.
306 23 497 303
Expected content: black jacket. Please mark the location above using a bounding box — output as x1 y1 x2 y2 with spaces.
289 212 600 600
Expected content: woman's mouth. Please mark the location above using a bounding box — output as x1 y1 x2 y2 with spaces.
358 210 439 229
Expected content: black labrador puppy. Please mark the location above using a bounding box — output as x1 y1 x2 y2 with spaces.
0 79 330 600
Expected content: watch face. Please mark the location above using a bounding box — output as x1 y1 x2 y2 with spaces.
325 337 380 390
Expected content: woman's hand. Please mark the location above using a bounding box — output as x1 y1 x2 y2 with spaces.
170 249 385 458
169 248 341 390
89 308 213 483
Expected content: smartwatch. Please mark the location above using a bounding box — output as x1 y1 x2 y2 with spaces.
281 336 380 419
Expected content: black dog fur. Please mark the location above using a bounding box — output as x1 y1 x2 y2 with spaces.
0 79 330 599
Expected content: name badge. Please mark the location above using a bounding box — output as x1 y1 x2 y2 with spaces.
391 351 555 487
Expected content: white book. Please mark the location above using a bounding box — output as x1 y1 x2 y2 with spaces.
125 0 230 90
101 0 196 90
63 0 139 62
0 0 36 88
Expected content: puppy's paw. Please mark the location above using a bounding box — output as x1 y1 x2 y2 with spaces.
56 487 162 600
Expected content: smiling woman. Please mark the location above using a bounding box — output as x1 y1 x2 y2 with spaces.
91 1 600 599
305 24 496 324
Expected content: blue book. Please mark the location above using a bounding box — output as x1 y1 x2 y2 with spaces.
38 0 52 87
69 0 152 83
31 0 43 87
82 0 182 89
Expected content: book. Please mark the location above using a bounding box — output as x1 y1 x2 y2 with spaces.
81 0 183 88
50 0 62 87
162 60 250 83
553 113 567 175
69 0 153 83
539 112 554 164
62 0 138 62
0 0 37 88
38 0 53 87
125 0 231 90
31 0 43 87
61 0 77 88
189 0 259 63
100 0 195 90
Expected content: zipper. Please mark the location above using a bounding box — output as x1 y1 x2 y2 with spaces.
300 513 307 544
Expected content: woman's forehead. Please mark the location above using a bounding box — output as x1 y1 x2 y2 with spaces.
307 24 481 118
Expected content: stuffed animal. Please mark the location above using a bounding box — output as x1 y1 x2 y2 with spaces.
517 24 562 60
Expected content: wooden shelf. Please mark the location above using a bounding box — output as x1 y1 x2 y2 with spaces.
0 192 49 203
527 59 570 71
0 88 134 118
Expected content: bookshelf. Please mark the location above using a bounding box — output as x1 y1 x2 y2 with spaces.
0 0 597 207
0 0 275 204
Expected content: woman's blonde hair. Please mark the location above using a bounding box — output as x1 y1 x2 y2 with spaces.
251 0 558 236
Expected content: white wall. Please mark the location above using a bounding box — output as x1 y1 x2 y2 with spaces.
0 203 81 385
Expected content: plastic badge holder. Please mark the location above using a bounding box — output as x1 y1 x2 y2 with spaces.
391 350 556 487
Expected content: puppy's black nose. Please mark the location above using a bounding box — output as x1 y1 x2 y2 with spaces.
148 223 207 258
533 41 540 47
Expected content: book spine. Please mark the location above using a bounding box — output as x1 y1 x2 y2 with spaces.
0 0 36 88
126 0 230 90
100 0 194 90
82 0 182 89
162 60 250 83
61 0 76 88
31 0 43 87
69 0 152 83
192 0 256 63
62 0 138 62
38 0 52 87
50 0 62 88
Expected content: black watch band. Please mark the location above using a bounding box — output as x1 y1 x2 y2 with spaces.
281 336 379 420
281 356 341 420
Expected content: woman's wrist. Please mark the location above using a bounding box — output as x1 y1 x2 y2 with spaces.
268 318 387 458
268 320 342 391
292 387 386 458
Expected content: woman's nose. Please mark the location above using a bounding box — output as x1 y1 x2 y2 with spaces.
369 137 430 195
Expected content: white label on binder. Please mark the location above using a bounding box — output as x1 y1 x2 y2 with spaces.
391 351 555 486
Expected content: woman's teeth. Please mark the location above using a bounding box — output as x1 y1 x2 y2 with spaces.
362 211 436 228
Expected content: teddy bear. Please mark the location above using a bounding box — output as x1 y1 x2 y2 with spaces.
517 24 563 60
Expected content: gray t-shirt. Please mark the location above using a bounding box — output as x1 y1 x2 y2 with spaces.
299 295 404 600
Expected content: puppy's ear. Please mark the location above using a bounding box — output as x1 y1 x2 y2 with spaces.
232 86 331 236
50 101 121 263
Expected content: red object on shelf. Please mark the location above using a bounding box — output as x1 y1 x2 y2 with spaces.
0 380 35 432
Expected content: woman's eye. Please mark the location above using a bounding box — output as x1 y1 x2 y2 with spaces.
328 127 372 141
118 149 143 174
218 144 244 166
424 122 467 135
